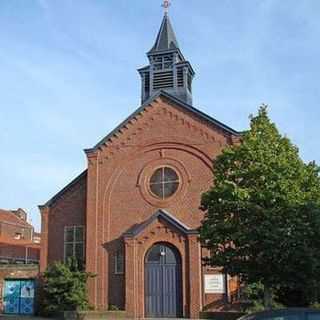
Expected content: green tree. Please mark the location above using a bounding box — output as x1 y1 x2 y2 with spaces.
200 106 320 308
40 258 94 315
241 282 284 312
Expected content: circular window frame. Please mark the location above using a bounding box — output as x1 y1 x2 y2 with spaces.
137 157 191 207
147 166 181 201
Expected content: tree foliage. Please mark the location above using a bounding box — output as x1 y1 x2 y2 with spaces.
40 258 94 315
242 282 284 312
200 106 320 306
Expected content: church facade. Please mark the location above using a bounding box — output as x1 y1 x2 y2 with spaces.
40 12 241 319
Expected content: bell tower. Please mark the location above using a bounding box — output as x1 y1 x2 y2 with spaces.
138 4 195 105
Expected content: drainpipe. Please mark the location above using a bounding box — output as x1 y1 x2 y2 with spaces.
224 272 229 303
25 246 28 264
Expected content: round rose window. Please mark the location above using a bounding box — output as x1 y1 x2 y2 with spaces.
149 167 180 199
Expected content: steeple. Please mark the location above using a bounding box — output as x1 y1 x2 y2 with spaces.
138 7 195 105
149 14 179 54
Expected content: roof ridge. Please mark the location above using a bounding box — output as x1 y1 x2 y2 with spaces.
85 91 240 153
39 170 88 208
123 209 198 238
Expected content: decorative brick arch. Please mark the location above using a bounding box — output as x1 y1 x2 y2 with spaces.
102 140 213 242
124 210 201 318
143 241 183 317
87 136 213 310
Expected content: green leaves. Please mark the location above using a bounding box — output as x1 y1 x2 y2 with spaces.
40 257 94 314
200 106 320 306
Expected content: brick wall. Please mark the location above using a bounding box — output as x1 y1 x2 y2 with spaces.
42 95 239 317
0 222 32 241
0 244 39 263
46 174 87 264
85 96 234 312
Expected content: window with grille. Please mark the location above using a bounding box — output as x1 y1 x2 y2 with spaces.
149 167 180 199
152 54 173 71
115 251 124 274
64 226 85 267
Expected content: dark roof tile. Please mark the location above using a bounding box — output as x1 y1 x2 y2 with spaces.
87 90 240 153
149 15 179 54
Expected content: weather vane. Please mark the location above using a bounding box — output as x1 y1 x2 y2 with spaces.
162 0 171 15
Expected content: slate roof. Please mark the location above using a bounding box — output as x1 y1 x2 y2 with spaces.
123 209 198 238
42 91 240 208
149 14 180 54
40 170 87 208
86 90 240 153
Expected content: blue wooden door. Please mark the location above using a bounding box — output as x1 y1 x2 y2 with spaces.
3 280 20 314
145 243 182 318
20 280 35 315
3 279 35 315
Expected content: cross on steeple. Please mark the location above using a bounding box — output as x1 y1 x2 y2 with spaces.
162 0 171 15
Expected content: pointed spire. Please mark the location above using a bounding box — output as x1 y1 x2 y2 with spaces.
149 14 180 54
139 3 194 105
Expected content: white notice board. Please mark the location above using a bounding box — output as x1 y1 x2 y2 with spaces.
204 274 225 294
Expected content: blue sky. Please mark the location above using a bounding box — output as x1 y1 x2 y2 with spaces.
0 0 319 231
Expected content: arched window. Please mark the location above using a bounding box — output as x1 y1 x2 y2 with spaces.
145 243 181 265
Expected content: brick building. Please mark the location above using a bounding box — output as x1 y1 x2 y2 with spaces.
0 209 32 241
40 12 241 318
0 209 40 315
0 209 40 264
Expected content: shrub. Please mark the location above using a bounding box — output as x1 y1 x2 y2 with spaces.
39 257 94 315
242 282 284 313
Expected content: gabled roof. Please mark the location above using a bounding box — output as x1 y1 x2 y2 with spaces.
149 14 179 54
39 170 87 208
123 209 198 238
85 90 240 153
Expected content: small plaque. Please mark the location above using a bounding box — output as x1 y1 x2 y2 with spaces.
204 274 225 294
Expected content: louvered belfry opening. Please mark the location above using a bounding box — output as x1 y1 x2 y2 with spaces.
152 54 174 90
138 13 195 105
177 67 184 87
144 72 150 99
153 71 174 90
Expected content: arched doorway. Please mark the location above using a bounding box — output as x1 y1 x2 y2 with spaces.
145 242 183 318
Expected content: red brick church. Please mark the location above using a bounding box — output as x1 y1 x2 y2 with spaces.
39 9 241 319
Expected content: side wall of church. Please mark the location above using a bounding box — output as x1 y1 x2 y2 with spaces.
46 174 87 264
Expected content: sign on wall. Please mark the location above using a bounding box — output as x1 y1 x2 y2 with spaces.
204 274 225 294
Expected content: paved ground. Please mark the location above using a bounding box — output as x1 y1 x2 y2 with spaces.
0 317 50 320
0 316 198 320
0 318 197 320
0 318 191 320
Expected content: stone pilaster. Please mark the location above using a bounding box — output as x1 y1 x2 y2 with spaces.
124 237 138 318
85 149 100 309
187 233 202 318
